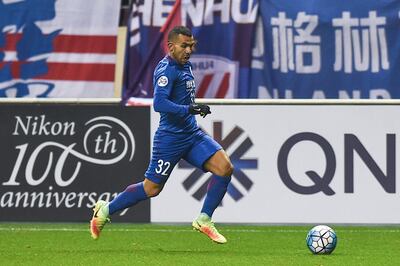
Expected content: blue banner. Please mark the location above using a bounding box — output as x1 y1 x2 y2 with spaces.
251 0 400 99
123 0 258 101
124 0 400 100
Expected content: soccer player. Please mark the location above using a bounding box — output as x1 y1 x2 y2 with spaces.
90 26 233 244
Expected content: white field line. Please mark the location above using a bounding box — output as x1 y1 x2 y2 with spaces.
0 227 400 233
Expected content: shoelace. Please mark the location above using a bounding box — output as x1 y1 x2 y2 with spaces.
204 220 220 235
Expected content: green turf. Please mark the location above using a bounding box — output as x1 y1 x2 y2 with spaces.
1 223 400 265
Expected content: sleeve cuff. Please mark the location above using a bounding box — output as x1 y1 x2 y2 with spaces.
183 105 190 114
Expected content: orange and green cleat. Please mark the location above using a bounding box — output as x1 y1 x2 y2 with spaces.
90 200 110 240
192 213 227 244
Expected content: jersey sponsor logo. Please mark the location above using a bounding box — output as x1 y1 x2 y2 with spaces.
186 80 195 90
157 76 169 87
178 121 258 202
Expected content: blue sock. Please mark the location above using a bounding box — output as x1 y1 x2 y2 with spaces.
108 182 148 215
201 175 231 218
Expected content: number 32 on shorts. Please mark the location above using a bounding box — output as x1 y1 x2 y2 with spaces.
155 159 171 176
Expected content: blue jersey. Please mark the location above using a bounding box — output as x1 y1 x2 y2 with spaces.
153 55 198 133
145 55 223 184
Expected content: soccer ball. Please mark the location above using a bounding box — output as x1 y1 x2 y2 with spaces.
306 225 337 255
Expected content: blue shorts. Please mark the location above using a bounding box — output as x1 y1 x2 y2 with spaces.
145 128 222 184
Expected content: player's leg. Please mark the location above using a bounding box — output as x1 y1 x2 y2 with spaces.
184 131 233 243
90 131 185 240
90 178 162 240
201 149 233 217
193 150 233 244
108 178 162 215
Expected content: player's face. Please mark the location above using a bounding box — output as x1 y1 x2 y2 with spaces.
169 34 196 65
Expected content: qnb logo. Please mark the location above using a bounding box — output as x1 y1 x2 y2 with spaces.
278 132 395 195
4 116 135 187
178 121 258 201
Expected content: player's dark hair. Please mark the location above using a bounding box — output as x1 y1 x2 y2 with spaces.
168 26 192 42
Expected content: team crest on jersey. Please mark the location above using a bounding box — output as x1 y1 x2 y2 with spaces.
157 76 168 87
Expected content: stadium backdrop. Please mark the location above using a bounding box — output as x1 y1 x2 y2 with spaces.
1 0 399 99
124 0 400 101
0 102 399 224
0 0 400 224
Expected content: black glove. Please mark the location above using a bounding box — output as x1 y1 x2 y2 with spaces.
189 103 211 118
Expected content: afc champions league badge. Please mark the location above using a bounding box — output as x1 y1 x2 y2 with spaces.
157 76 169 87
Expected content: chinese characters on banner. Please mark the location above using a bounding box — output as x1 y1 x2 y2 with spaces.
271 12 321 74
251 0 399 98
332 11 389 74
125 0 400 100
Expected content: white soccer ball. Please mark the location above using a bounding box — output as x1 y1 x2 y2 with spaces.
306 225 337 255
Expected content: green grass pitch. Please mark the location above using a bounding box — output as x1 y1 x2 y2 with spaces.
1 223 400 265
